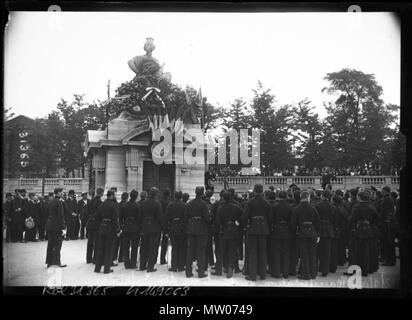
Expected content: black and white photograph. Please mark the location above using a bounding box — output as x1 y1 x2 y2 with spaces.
2 4 408 297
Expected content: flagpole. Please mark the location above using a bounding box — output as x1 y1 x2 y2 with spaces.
106 80 110 138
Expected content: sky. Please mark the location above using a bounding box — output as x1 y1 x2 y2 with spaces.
4 12 400 120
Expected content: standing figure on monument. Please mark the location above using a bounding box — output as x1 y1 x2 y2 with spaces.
165 191 187 272
241 184 271 281
86 188 104 264
94 190 121 274
45 188 67 268
120 190 141 269
185 186 210 278
140 187 163 272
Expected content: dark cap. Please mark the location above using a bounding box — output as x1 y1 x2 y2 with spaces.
54 187 63 194
195 186 205 197
68 190 75 195
81 192 88 197
253 184 263 194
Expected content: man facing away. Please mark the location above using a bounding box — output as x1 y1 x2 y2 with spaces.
86 188 104 264
45 188 67 268
94 190 121 274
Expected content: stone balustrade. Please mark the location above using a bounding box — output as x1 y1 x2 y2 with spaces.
213 176 400 194
3 178 89 198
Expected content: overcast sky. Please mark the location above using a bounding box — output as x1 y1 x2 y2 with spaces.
4 12 400 120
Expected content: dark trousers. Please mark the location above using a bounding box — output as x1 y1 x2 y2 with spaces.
356 238 371 276
139 235 148 270
186 234 208 277
160 232 169 264
112 234 123 262
215 237 237 276
11 221 23 242
267 236 272 274
95 233 115 273
318 237 332 276
330 238 338 273
24 226 37 242
86 229 97 263
289 237 299 276
122 232 139 268
205 233 215 269
337 238 346 266
140 232 160 271
271 238 290 278
247 234 268 280
369 237 379 273
298 238 317 279
170 235 186 270
38 222 46 241
80 220 87 239
348 231 358 266
46 230 62 266
382 228 396 265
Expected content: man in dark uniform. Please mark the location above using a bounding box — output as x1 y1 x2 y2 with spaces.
113 191 128 264
38 193 53 241
11 189 24 242
20 189 29 242
204 190 215 271
94 190 121 274
314 190 336 277
120 189 141 269
140 187 163 272
378 186 396 266
4 193 14 242
242 184 271 281
346 188 360 269
229 188 243 274
348 191 375 276
45 188 67 268
25 195 41 242
165 191 187 272
291 190 320 280
212 190 242 278
210 190 225 273
289 189 301 276
86 188 103 264
65 190 79 240
138 190 148 268
270 190 292 279
182 193 190 204
78 192 89 240
332 194 348 267
159 189 172 265
185 186 210 278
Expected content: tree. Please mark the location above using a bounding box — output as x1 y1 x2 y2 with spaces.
322 69 398 170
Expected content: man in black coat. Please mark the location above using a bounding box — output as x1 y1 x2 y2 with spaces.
120 189 141 269
113 191 128 264
185 186 210 278
270 190 292 279
378 186 396 266
332 194 348 267
165 191 187 272
4 193 14 242
78 192 89 240
94 190 121 274
38 193 53 241
241 184 271 281
159 189 172 265
65 190 79 240
140 187 163 272
348 191 376 276
25 195 41 242
45 188 67 268
86 188 103 264
210 190 225 273
291 191 320 280
314 190 336 277
12 189 24 242
212 191 242 278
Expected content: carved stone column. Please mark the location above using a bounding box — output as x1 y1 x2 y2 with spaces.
105 147 126 194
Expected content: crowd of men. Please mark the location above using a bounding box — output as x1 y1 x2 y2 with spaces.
17 181 399 280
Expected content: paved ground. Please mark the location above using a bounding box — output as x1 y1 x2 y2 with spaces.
3 239 400 288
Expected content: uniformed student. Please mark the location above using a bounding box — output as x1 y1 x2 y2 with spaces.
378 186 396 266
78 192 89 240
65 190 79 240
242 184 271 281
314 190 336 277
120 189 141 269
140 187 163 272
212 190 242 278
113 191 128 264
165 191 187 272
291 190 320 280
45 188 67 268
159 189 172 265
94 190 121 274
185 186 210 278
270 190 292 279
86 188 103 264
